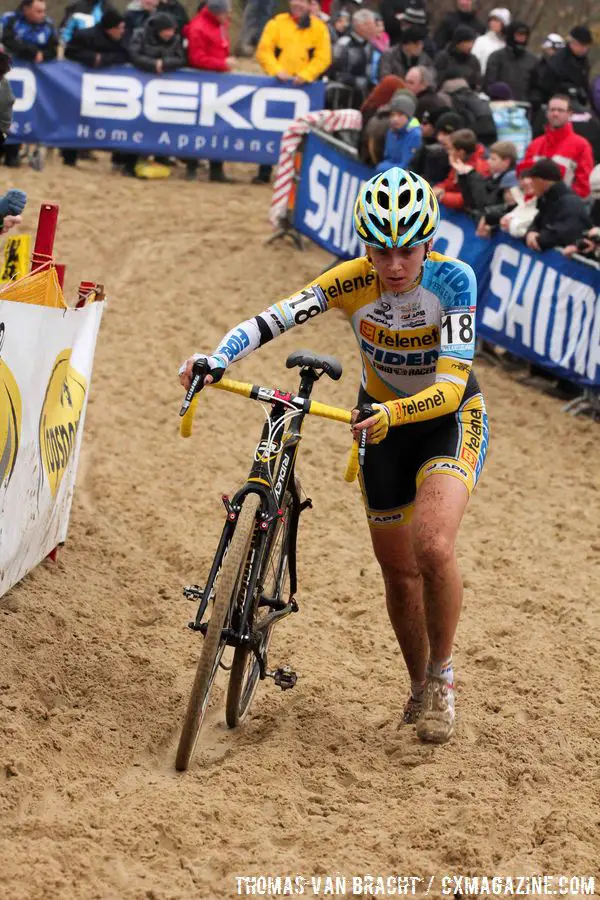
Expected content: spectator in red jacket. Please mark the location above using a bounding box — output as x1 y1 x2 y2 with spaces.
518 93 593 199
184 0 233 181
433 128 490 209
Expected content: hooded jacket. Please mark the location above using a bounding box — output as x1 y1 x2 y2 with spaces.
184 6 230 72
442 78 497 145
435 143 491 210
540 44 591 106
483 24 537 101
65 22 130 67
1 10 58 61
518 122 594 198
129 16 186 72
434 10 485 51
256 12 331 82
435 41 481 91
527 181 592 250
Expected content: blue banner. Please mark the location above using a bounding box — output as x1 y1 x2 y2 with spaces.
6 61 325 164
293 129 600 388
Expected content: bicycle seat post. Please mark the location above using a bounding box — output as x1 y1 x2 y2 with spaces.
298 366 320 399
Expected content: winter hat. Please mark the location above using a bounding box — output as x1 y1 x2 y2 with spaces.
488 8 511 27
453 25 477 44
101 8 125 29
487 81 513 101
206 0 231 14
569 26 593 46
436 111 465 134
401 26 425 44
525 159 562 181
389 91 417 118
541 33 565 50
440 76 470 94
403 6 427 27
151 11 177 30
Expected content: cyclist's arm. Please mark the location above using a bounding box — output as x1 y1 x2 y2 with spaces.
384 260 477 426
194 260 363 373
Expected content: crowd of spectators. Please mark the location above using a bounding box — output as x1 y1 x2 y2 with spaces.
0 0 600 260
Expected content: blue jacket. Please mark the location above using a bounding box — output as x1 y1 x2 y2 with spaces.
378 119 422 172
1 11 58 61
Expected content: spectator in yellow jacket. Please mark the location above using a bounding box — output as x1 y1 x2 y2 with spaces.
254 0 331 183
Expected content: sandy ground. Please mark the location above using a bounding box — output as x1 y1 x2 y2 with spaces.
0 154 599 900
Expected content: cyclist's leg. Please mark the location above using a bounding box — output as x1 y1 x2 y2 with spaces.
360 429 428 709
410 392 489 742
368 512 428 691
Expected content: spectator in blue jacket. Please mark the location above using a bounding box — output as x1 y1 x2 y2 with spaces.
377 91 422 172
1 0 57 167
60 0 106 45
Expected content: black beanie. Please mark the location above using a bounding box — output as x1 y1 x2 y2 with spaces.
151 12 177 31
453 25 476 43
570 25 593 46
101 8 125 29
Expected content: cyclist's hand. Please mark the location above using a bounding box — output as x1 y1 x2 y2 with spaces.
351 404 390 444
178 353 223 390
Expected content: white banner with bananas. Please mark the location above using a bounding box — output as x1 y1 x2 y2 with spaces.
0 292 104 597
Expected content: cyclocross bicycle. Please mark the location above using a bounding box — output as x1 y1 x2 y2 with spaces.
175 349 369 771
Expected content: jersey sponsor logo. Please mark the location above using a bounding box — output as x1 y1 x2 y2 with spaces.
461 446 478 469
400 388 446 419
463 405 489 481
361 338 439 369
423 459 469 480
281 286 328 325
324 271 376 301
367 508 407 526
269 311 286 334
360 320 439 350
434 262 474 306
218 327 249 362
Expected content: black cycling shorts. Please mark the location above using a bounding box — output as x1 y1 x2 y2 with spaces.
359 389 489 528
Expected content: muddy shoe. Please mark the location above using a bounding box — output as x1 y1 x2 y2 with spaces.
416 675 455 743
402 695 422 725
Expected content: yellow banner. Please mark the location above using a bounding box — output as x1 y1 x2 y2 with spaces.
0 235 31 284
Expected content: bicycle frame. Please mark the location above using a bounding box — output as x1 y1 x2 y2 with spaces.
187 366 341 658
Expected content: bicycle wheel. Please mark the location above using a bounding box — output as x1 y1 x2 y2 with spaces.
225 489 293 727
175 493 261 771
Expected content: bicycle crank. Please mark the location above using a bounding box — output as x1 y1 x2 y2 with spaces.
266 665 298 690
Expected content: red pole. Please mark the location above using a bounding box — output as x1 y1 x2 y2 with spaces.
55 263 66 289
31 203 59 273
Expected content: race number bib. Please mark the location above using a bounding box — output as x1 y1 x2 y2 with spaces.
440 307 475 358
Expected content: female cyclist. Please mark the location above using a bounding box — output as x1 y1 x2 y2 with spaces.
179 167 489 743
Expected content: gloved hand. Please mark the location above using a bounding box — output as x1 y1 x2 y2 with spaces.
0 189 27 219
178 352 226 391
351 403 391 445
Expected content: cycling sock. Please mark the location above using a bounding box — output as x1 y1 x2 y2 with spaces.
427 657 455 709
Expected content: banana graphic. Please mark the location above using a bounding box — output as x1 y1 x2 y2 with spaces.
0 322 22 489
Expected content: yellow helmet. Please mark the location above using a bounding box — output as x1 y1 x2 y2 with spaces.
353 167 440 249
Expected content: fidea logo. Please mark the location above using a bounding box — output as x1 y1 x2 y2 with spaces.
39 350 87 497
0 323 22 488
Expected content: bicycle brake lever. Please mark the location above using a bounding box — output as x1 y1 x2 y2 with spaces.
180 358 211 416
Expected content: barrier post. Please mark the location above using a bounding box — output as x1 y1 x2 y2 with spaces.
31 203 58 273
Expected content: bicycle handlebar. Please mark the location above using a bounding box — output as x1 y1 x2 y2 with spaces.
179 371 367 482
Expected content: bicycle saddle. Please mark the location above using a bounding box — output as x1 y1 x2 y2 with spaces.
286 350 343 381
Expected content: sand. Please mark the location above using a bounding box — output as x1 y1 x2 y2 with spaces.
0 154 599 900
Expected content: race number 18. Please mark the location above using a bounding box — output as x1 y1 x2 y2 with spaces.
441 311 474 345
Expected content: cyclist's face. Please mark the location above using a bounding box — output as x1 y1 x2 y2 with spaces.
367 243 429 292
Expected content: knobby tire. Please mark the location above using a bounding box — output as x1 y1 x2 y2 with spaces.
175 493 261 771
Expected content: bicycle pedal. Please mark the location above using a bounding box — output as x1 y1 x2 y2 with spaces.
183 584 204 601
270 665 297 690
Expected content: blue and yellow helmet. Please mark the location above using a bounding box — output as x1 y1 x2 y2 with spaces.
353 167 440 249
